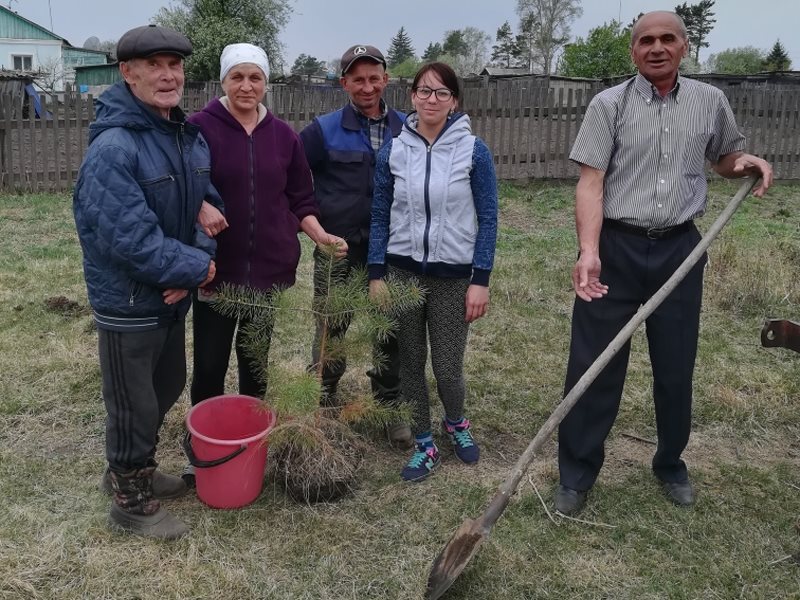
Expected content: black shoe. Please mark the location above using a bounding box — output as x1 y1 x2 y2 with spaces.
661 480 694 506
554 485 587 515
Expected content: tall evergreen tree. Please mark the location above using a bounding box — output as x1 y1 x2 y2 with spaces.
763 40 792 71
421 42 443 62
674 0 715 63
491 21 521 68
387 26 415 68
291 54 326 78
442 30 469 57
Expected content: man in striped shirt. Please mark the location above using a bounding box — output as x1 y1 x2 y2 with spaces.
555 11 773 516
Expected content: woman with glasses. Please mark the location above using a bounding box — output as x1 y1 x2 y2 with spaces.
368 62 498 481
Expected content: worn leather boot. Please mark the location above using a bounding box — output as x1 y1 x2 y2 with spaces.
107 463 188 540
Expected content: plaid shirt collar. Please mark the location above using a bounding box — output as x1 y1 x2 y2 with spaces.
350 99 389 152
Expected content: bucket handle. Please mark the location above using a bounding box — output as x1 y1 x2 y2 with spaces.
183 432 247 468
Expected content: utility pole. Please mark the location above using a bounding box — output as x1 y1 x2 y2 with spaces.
48 0 54 31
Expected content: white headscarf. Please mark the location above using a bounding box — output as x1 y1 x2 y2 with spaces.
219 43 270 82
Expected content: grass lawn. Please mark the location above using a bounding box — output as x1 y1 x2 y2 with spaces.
0 180 798 599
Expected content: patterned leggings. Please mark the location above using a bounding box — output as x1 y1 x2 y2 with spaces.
389 266 471 436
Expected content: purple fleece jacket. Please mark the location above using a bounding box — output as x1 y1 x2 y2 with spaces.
188 98 319 291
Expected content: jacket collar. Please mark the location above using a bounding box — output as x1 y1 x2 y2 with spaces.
341 102 404 136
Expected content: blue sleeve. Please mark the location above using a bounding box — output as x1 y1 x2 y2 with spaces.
470 138 498 286
76 142 211 289
367 140 394 280
192 178 221 257
299 119 326 171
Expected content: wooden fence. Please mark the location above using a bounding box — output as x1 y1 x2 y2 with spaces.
1 79 799 192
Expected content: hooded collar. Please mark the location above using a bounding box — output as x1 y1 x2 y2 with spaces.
400 111 472 147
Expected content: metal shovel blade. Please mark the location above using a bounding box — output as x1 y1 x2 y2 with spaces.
761 319 800 353
421 177 758 599
425 518 486 600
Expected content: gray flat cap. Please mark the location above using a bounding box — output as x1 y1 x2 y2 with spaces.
116 24 192 62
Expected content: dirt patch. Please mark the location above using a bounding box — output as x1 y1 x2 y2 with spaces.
44 296 89 317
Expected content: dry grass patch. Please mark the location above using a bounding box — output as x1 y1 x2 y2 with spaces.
1 183 799 599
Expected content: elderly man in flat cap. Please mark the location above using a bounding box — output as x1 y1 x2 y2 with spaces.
300 44 411 447
73 24 223 539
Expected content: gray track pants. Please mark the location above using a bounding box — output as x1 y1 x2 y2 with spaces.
98 321 186 472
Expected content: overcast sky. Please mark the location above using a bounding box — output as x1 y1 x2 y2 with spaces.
11 0 800 71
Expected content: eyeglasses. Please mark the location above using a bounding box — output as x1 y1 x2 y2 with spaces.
414 86 454 101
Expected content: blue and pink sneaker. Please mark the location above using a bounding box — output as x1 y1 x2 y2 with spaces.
443 418 480 464
401 444 441 482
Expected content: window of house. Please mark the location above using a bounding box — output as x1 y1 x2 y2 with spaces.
12 55 33 71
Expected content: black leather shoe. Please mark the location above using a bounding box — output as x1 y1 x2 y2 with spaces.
554 485 587 515
662 480 694 506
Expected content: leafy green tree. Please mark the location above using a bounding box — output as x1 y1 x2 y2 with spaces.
387 26 415 68
763 40 792 71
516 0 583 74
390 57 421 79
154 0 292 80
706 46 766 74
560 20 633 78
674 0 715 63
680 55 701 74
421 42 443 62
491 21 522 68
291 54 326 78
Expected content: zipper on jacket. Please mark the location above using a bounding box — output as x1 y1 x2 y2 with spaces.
176 123 192 245
247 135 256 285
421 144 433 271
128 280 142 307
405 116 462 273
143 173 175 186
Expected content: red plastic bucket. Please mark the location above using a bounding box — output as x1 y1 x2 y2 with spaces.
184 394 276 509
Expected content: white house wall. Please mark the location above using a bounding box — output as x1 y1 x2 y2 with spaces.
1 38 64 89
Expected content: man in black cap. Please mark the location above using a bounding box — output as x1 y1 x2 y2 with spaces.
73 24 223 539
300 44 411 447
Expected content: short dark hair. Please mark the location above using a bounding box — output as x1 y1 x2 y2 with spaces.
412 62 461 99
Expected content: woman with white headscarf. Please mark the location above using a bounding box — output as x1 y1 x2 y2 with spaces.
185 44 346 484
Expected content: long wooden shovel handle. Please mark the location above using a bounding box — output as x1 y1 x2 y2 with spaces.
478 177 758 530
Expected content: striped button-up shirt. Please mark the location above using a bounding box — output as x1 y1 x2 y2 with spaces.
570 73 746 228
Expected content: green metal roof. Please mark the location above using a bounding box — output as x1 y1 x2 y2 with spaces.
0 5 66 43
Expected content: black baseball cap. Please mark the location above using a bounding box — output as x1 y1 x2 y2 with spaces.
116 24 193 62
340 44 386 76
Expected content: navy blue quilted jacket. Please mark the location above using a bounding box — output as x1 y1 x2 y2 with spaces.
73 82 219 331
